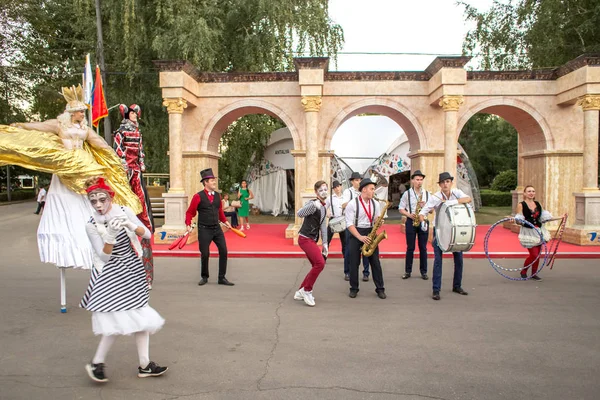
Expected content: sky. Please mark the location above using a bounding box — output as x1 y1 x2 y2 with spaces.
327 0 495 172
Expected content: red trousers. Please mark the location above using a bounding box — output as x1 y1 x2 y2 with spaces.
298 236 325 292
523 245 541 275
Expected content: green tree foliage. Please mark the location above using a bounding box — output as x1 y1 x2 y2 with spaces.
491 169 517 192
459 114 518 187
461 0 600 69
1 0 343 176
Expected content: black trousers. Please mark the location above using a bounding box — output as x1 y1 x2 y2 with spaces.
404 219 428 274
348 227 384 293
327 225 346 258
34 201 45 214
198 225 228 280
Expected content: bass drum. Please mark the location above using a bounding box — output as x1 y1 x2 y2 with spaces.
329 216 347 233
434 203 477 252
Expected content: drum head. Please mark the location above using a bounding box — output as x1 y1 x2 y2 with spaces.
435 203 453 252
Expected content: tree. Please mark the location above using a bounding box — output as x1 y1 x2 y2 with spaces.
461 0 600 70
1 0 344 176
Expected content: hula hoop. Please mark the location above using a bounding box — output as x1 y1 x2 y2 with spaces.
484 218 549 281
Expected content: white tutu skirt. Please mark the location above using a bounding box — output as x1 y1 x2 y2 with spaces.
92 306 165 336
38 174 94 269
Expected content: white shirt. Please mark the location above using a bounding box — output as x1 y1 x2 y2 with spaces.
325 192 344 218
342 187 360 205
345 196 381 229
37 188 47 202
399 188 431 214
419 189 469 216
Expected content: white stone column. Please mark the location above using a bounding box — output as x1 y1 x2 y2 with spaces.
439 95 464 179
577 95 600 191
162 98 188 193
301 96 322 190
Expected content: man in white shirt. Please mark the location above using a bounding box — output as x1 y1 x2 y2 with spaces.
341 172 370 282
398 170 431 280
419 172 471 301
34 186 47 215
325 180 346 258
345 178 386 299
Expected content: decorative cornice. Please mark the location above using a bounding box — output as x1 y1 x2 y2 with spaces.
182 151 220 159
555 53 600 78
425 56 471 76
577 94 600 111
294 57 330 71
327 71 430 81
196 72 298 83
439 95 464 111
162 98 188 114
467 70 556 81
301 96 322 112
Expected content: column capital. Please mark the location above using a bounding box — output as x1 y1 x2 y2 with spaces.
439 95 464 111
301 96 322 112
163 98 188 114
577 94 600 111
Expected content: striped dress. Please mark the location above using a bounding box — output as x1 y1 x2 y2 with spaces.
80 206 164 336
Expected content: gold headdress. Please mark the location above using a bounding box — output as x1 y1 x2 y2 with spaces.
61 85 87 112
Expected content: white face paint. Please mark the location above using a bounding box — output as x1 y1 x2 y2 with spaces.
89 192 111 215
317 184 328 200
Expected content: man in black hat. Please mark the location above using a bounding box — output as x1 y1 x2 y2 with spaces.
344 178 386 299
185 168 234 286
398 170 431 280
341 172 370 282
419 172 471 301
325 180 346 257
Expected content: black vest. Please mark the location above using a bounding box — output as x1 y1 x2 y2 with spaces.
196 190 221 226
299 202 324 241
521 201 542 228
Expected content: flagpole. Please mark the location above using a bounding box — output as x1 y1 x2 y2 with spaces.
94 0 111 144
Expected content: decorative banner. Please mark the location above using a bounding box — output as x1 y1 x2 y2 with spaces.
91 66 108 127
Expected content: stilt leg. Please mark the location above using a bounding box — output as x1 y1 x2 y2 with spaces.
60 267 67 313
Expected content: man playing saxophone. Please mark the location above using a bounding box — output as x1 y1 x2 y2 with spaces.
398 170 431 280
344 178 386 299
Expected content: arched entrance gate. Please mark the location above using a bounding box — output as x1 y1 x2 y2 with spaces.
155 55 600 246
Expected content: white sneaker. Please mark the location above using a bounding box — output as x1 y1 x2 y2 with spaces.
246 224 250 230
240 226 244 231
294 289 304 300
301 289 315 307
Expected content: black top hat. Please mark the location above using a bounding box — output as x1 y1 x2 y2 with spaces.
200 168 216 182
350 172 362 181
359 178 375 192
332 180 341 188
411 170 425 179
437 172 454 183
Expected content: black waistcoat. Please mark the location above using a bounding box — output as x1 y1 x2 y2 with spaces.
197 190 221 226
521 201 542 228
299 203 324 242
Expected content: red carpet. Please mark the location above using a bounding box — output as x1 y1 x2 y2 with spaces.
154 224 599 259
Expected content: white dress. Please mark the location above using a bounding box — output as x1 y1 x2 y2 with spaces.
37 124 95 269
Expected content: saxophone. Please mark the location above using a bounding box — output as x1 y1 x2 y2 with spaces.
413 190 423 227
362 196 391 257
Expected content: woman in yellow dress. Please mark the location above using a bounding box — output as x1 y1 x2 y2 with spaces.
0 85 140 312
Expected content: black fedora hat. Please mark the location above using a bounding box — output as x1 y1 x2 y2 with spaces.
411 170 425 179
350 172 362 181
200 168 216 182
437 172 454 183
359 178 375 191
332 180 341 188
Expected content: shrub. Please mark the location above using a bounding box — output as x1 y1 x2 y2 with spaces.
480 189 512 207
0 190 36 202
491 170 517 192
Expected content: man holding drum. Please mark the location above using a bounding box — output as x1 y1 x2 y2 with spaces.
326 180 347 258
419 172 471 301
398 170 431 280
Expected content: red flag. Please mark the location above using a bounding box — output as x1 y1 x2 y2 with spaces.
91 66 108 127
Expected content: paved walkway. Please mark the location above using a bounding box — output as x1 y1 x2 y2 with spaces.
1 202 599 400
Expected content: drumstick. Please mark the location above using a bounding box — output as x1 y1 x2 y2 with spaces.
219 222 247 238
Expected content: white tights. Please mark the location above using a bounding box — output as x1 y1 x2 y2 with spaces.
92 331 150 367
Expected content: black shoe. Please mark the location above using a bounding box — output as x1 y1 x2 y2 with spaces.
421 274 429 280
530 275 542 281
432 291 440 301
452 287 469 295
362 275 369 282
344 274 350 281
377 291 386 299
402 273 411 279
198 278 208 286
218 278 235 286
349 290 358 298
138 361 168 378
520 273 527 279
85 362 108 383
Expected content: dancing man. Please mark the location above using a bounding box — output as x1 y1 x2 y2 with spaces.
294 180 329 307
342 172 370 282
113 104 155 288
398 170 430 280
419 172 471 301
185 168 234 286
345 178 386 299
